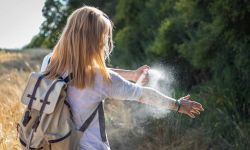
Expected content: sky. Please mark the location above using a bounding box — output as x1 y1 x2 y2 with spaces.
0 0 46 49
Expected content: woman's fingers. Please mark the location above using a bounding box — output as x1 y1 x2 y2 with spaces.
142 74 149 81
141 75 149 85
187 108 201 118
187 112 195 118
179 98 204 118
193 105 204 111
195 104 204 111
138 65 150 73
189 101 204 111
142 65 150 70
190 109 200 115
136 65 150 84
193 101 203 108
183 95 190 100
181 95 204 111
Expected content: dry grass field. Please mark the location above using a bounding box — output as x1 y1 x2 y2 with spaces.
0 49 51 150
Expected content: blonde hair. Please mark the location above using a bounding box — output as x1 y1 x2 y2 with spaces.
45 6 113 89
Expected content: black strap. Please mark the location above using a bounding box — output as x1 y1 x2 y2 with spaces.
79 102 107 142
39 79 64 114
32 79 64 130
63 73 73 83
19 138 43 150
47 57 51 65
22 74 46 126
48 130 72 143
79 103 100 132
28 75 45 111
98 102 107 142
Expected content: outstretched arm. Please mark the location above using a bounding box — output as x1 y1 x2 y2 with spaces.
110 65 150 84
105 67 203 118
110 68 137 81
139 87 204 118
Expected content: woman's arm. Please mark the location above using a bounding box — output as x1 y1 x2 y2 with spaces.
139 87 204 118
110 68 137 81
110 65 150 83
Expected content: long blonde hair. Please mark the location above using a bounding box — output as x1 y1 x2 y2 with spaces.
45 6 113 89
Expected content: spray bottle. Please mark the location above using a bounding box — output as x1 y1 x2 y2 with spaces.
136 69 149 85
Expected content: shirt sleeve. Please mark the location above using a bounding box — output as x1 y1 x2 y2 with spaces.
102 69 142 101
40 52 53 72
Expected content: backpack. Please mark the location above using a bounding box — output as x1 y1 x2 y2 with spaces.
17 72 107 150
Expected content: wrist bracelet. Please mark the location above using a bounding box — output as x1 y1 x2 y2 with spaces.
175 99 181 112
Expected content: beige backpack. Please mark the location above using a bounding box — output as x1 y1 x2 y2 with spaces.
17 72 105 150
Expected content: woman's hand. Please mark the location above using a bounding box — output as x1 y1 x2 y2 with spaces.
134 65 150 85
178 95 204 118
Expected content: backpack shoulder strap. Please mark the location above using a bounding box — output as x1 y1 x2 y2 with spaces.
98 101 106 142
79 102 107 142
79 103 101 132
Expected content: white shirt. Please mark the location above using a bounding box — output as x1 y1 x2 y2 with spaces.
41 53 142 150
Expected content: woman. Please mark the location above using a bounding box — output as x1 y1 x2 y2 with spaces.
41 6 204 150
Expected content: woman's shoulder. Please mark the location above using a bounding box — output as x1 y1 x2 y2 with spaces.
40 51 53 72
93 68 121 87
95 68 119 78
44 52 53 60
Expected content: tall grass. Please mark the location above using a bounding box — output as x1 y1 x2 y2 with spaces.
0 70 27 150
0 50 49 150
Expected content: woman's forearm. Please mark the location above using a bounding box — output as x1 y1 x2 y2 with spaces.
110 68 136 82
111 68 178 110
139 87 178 111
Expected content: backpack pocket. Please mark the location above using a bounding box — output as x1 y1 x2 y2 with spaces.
47 129 83 150
17 123 45 150
19 137 46 150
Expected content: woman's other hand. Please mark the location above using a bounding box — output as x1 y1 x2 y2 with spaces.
134 65 150 85
178 95 204 118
